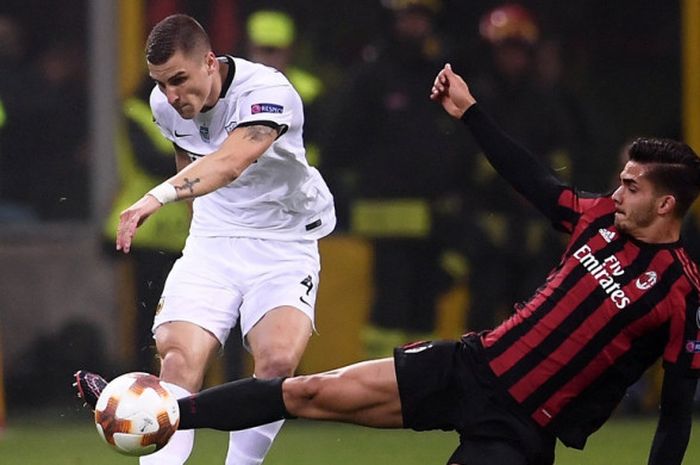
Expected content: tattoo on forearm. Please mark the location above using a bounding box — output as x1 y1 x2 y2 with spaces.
174 177 200 195
244 124 277 142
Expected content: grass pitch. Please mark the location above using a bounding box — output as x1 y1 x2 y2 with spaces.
1 411 699 464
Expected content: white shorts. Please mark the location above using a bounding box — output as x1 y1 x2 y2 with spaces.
153 235 320 348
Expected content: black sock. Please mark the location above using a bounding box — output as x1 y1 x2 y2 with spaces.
177 377 292 431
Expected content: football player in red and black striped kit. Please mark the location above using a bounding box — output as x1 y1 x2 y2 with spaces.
77 64 700 465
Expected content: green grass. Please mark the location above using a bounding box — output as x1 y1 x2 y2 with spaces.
1 412 699 464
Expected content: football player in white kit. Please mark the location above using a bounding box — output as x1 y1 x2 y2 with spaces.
109 14 335 465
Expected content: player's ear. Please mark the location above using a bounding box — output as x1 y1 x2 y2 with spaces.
657 194 676 216
205 51 217 73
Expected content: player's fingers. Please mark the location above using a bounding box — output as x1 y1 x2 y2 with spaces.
439 71 450 87
116 212 138 252
116 227 128 251
115 219 127 250
118 226 134 253
433 73 447 92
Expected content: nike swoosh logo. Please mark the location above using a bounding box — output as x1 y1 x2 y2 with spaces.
174 130 191 137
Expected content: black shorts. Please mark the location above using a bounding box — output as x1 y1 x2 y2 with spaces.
394 339 555 465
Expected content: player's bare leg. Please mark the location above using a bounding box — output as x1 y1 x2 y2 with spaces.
155 321 221 393
246 306 313 379
141 321 221 465
175 357 403 432
283 357 403 427
225 306 312 465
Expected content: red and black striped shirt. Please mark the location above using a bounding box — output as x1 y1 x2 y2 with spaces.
461 105 700 449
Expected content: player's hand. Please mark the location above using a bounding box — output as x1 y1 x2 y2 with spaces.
116 195 162 253
430 63 476 119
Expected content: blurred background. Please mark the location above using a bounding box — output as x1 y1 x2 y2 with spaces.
0 0 699 456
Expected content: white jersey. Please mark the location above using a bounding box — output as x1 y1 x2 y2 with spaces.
150 56 336 240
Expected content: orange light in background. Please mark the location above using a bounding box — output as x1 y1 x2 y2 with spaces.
682 0 700 150
119 0 146 99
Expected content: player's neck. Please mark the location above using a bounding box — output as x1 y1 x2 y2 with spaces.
632 218 681 244
203 60 226 111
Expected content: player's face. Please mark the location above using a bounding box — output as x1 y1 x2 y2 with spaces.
611 161 660 235
148 50 218 119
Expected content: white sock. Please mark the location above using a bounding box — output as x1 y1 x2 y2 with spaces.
140 382 195 465
224 420 285 465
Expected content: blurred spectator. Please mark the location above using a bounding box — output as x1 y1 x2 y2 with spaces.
0 15 24 119
244 8 325 166
1 39 89 220
534 37 616 191
323 0 468 357
102 78 191 372
458 3 598 332
0 15 37 221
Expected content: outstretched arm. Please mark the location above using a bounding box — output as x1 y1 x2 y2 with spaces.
647 369 696 465
430 64 566 219
115 124 278 253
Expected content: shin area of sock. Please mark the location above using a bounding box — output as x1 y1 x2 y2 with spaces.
178 377 287 431
224 420 285 465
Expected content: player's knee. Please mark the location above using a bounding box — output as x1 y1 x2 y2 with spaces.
254 350 299 378
160 348 187 372
159 348 206 391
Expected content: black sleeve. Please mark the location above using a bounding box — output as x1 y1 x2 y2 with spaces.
236 120 288 138
460 104 568 221
647 369 696 465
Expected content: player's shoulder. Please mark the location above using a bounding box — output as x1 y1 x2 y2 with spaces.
230 57 295 93
672 247 700 294
562 187 613 216
149 85 172 117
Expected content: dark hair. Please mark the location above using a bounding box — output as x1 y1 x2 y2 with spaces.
145 14 211 65
627 137 700 217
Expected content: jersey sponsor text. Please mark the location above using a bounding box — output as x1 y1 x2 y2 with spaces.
573 244 630 309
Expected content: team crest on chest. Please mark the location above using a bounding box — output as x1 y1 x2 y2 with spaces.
635 271 657 290
199 125 210 142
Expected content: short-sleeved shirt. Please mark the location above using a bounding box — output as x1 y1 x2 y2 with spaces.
150 55 336 241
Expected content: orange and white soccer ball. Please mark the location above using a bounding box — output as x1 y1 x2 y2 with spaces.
94 372 180 456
